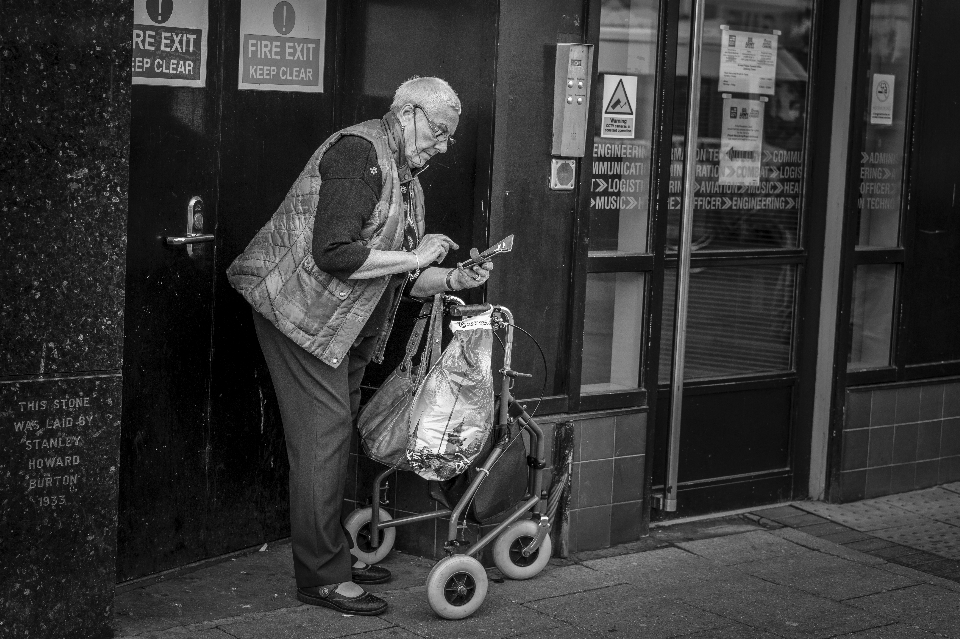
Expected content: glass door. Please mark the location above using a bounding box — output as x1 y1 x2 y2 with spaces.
653 0 817 515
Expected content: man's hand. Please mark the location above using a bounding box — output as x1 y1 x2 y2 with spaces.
413 234 458 266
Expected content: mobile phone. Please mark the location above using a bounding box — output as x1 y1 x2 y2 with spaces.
457 235 514 269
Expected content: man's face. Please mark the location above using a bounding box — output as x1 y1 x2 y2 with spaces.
398 104 459 169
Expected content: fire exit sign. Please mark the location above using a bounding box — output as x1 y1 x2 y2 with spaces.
239 0 327 93
132 0 208 87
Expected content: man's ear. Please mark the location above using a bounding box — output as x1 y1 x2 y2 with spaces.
396 103 416 121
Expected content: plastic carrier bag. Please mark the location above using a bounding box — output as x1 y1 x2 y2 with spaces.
405 309 495 481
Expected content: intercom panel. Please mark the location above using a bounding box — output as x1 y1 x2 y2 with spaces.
551 43 594 157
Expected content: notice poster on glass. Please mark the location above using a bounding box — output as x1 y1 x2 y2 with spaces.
718 26 778 96
133 0 209 87
719 96 765 186
238 0 327 93
600 74 638 139
870 74 895 125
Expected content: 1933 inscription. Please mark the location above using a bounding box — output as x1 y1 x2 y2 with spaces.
8 394 96 509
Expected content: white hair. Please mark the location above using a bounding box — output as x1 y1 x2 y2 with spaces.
390 76 461 116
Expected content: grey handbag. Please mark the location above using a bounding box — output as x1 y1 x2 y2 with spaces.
356 295 443 468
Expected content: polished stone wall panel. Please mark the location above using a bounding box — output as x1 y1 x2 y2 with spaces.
0 1 130 637
0 1 131 377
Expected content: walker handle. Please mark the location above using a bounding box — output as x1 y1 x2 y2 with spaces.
448 303 492 318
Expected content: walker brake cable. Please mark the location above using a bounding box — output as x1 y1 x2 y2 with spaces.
504 323 548 420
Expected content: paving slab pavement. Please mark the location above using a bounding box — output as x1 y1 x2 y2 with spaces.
756 484 960 582
113 486 960 639
796 484 960 561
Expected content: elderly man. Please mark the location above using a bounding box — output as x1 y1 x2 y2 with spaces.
228 77 492 616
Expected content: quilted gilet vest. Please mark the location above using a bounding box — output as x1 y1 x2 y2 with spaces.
226 118 425 367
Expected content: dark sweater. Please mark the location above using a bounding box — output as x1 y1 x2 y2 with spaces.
312 135 411 338
312 136 383 279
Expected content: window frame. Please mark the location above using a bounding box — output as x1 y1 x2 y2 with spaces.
565 0 681 414
836 0 960 388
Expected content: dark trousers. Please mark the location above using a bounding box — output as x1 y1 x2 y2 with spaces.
253 311 376 587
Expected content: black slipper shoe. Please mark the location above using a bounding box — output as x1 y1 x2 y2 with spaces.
296 585 388 615
352 563 392 584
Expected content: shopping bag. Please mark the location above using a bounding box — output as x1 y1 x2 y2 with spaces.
405 309 495 480
357 296 443 468
469 408 528 524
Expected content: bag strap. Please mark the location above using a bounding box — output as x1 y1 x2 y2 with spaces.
426 293 444 369
401 300 432 373
412 294 445 385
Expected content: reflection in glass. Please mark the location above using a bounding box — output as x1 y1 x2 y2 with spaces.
660 265 797 383
589 0 661 254
668 0 814 252
848 264 896 369
581 272 646 392
854 0 915 248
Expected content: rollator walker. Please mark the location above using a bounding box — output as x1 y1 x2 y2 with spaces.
344 295 569 619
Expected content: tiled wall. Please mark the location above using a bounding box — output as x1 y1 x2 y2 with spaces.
343 409 649 558
835 380 960 502
565 411 648 552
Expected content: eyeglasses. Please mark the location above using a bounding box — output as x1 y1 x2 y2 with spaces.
414 105 455 146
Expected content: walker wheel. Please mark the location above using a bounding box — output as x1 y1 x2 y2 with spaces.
426 554 488 619
344 506 395 565
492 519 552 580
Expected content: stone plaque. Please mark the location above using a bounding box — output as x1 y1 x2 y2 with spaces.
0 375 121 639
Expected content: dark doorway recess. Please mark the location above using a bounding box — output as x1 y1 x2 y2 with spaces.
119 0 497 580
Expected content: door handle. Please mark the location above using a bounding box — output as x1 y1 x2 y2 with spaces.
165 233 215 246
659 0 707 513
165 196 211 255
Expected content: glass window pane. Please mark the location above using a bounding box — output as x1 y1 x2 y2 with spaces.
848 264 896 370
588 0 661 254
854 1 915 248
660 265 797 383
581 272 646 392
667 0 814 252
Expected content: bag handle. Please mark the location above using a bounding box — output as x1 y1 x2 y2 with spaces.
412 294 444 386
401 300 432 373
401 294 444 382
426 293 444 369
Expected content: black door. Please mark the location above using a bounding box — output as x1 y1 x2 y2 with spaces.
120 0 497 580
120 0 227 579
204 0 498 558
199 0 343 566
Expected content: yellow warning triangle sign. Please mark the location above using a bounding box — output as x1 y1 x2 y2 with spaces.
604 79 633 115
